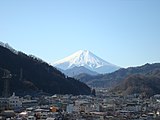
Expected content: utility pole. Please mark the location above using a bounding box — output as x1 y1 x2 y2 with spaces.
2 69 12 98
19 68 23 81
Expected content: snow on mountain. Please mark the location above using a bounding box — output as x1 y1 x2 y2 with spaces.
52 50 120 74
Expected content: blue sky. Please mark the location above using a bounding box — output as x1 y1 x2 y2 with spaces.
0 0 160 68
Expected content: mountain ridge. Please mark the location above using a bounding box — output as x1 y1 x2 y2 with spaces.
75 63 160 88
63 66 98 77
0 43 91 96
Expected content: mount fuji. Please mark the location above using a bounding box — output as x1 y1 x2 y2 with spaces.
52 50 120 76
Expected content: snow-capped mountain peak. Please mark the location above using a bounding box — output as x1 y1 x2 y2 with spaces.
52 50 120 74
53 50 109 69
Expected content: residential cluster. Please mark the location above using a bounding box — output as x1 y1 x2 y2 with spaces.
0 90 160 120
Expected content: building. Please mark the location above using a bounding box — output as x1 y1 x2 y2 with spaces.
8 93 22 109
0 98 9 110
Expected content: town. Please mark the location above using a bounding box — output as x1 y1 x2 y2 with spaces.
0 89 160 120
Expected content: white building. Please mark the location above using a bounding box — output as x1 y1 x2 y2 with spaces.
66 104 74 113
85 103 100 113
8 93 22 109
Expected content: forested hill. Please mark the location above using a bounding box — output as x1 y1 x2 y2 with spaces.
112 69 160 97
0 43 91 96
76 63 160 88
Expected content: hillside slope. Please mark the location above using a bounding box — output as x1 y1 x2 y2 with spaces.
0 44 91 96
64 66 98 77
112 70 160 97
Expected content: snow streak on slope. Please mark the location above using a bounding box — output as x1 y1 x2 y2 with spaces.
52 50 120 74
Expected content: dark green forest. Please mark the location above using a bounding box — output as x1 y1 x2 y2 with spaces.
0 44 91 96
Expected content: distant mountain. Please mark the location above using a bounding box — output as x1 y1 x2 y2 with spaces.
75 63 160 88
63 66 98 77
75 73 101 84
52 50 120 74
0 42 91 96
112 70 160 97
